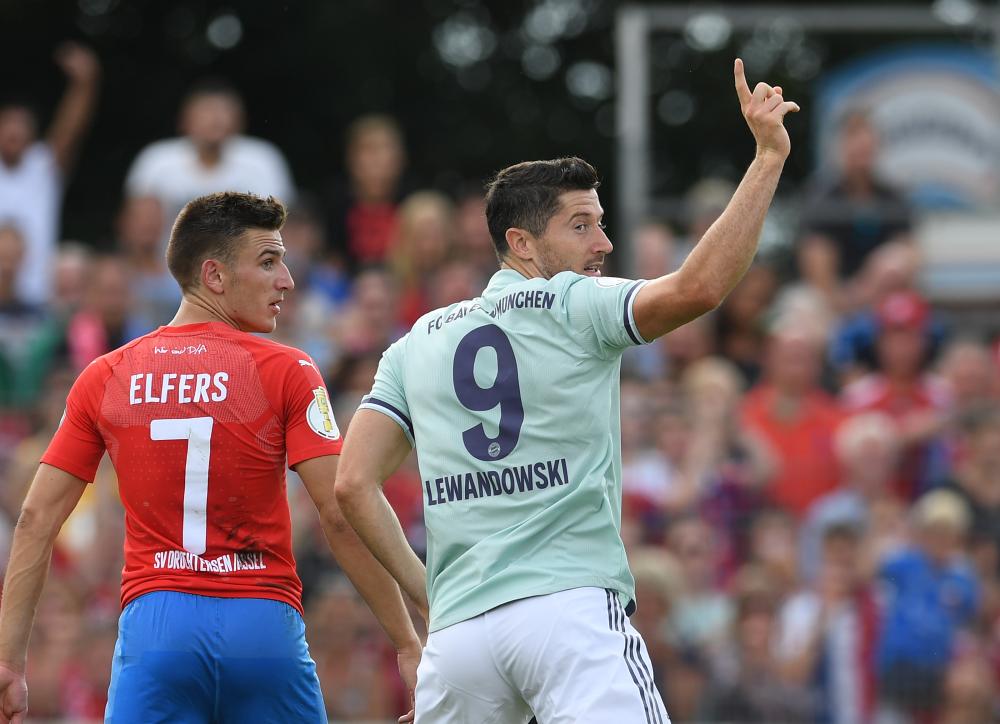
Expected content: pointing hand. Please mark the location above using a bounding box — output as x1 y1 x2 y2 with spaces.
734 58 799 160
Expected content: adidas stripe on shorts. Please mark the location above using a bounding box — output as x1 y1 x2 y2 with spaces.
414 586 670 724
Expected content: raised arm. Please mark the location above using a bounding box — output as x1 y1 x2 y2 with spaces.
0 463 89 724
46 42 101 174
334 409 428 616
632 58 799 341
294 453 422 720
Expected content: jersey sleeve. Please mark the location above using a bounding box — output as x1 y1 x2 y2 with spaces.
40 359 109 483
559 274 650 358
358 336 414 446
276 354 343 467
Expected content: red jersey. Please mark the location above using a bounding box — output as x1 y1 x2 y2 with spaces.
42 322 342 613
841 372 951 499
741 385 844 517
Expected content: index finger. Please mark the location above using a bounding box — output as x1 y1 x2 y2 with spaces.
734 58 752 108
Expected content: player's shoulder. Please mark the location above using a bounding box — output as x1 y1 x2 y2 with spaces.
549 272 643 315
413 292 484 328
234 332 317 370
77 330 160 388
402 284 499 349
480 269 573 308
552 270 636 293
99 328 164 368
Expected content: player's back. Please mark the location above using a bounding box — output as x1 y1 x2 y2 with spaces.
43 321 340 612
363 269 649 631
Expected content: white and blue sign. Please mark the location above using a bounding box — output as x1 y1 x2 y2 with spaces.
815 44 1000 210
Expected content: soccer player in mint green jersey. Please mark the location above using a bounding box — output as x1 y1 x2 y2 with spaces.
337 59 799 723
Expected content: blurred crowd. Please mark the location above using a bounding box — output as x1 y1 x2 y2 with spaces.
3 45 1000 724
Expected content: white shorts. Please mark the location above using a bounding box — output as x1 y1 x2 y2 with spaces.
415 587 670 724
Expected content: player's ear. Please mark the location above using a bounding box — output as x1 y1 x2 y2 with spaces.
505 227 534 261
201 258 226 294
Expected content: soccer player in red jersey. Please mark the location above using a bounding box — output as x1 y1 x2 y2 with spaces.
0 192 422 723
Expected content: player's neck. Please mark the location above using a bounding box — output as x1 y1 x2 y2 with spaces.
168 296 240 330
500 258 543 280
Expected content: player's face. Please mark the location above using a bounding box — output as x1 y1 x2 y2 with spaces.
224 229 294 333
534 189 613 279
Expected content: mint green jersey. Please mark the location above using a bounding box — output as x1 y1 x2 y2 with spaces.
360 269 650 632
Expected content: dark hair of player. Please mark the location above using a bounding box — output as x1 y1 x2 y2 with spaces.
484 156 600 260
167 191 287 292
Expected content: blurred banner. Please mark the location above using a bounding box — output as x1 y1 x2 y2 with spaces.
815 44 1000 210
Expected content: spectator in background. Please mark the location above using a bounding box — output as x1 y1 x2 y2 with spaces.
658 314 715 383
425 260 481 313
627 547 696 718
452 187 499 285
683 358 772 577
938 647 998 724
679 178 736 263
269 199 344 372
283 195 352 307
712 263 779 385
828 240 940 383
843 289 951 498
800 412 903 582
303 575 403 721
0 42 100 305
327 114 408 269
0 226 61 412
0 241 94 423
390 191 454 326
777 523 879 724
742 323 843 517
876 489 979 722
701 566 814 723
64 254 144 369
942 404 1000 555
59 618 117 720
744 507 800 598
329 266 403 361
50 242 93 316
667 514 733 659
624 221 682 380
113 195 179 332
938 339 998 417
633 219 680 278
797 109 914 311
623 402 699 521
23 578 87 720
125 78 294 239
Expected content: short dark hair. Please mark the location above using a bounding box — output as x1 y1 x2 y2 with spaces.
182 77 243 107
166 192 286 292
484 157 600 259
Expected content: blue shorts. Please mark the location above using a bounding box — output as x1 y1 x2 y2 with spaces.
105 591 326 723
